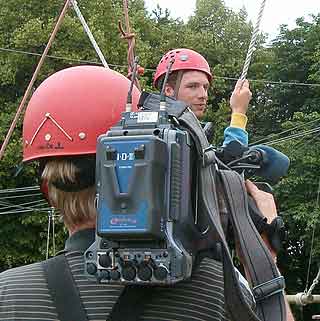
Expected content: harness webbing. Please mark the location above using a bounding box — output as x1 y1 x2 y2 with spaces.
178 109 286 321
42 254 88 321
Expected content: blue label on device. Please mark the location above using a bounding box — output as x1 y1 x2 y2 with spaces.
98 200 149 233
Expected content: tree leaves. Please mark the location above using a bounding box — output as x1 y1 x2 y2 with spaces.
1 1 320 319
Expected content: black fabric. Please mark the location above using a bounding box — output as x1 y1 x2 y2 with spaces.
42 230 95 321
108 285 154 321
248 196 268 234
64 228 95 253
42 254 88 321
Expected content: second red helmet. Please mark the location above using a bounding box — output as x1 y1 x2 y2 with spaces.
153 48 212 88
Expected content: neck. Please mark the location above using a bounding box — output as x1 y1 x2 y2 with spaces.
68 221 96 236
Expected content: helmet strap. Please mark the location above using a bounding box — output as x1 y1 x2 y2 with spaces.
173 71 184 100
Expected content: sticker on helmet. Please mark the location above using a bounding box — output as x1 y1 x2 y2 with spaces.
38 142 64 150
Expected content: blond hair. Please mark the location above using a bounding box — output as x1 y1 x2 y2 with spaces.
41 158 96 230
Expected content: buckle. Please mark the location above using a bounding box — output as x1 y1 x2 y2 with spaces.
253 276 285 302
202 145 216 167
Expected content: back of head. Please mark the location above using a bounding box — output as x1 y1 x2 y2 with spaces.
153 48 212 90
23 65 140 230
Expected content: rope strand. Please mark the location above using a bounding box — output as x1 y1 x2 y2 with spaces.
240 0 267 80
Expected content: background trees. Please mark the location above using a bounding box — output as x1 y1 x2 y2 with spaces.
1 0 320 319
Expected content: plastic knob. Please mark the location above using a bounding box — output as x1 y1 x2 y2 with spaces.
99 269 110 281
110 270 121 281
154 266 168 280
122 265 136 281
99 254 112 268
86 263 97 275
137 264 152 281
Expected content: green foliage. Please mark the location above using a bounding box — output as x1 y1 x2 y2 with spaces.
1 1 320 319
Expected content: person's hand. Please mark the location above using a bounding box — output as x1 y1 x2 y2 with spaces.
230 79 252 115
245 180 277 259
245 180 277 223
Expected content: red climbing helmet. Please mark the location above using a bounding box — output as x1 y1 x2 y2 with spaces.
23 65 140 162
153 48 212 88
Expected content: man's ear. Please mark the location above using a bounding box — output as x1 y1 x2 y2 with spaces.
164 84 175 97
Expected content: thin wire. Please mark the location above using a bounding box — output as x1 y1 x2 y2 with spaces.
0 199 47 208
250 118 320 146
305 178 320 294
1 47 320 88
263 126 320 146
0 193 43 200
0 199 47 210
215 75 320 88
0 208 52 215
46 211 51 260
0 185 40 193
51 208 56 256
291 130 320 154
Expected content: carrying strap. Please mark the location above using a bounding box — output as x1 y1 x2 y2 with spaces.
220 171 286 320
43 254 152 321
178 109 286 321
42 254 88 321
109 285 154 321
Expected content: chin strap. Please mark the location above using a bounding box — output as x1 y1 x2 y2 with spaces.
173 70 184 99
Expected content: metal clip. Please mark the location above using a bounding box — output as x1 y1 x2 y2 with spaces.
202 145 216 167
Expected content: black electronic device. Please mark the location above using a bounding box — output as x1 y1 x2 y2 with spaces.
84 58 213 284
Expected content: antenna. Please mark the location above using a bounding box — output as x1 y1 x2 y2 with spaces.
126 56 139 112
160 58 175 111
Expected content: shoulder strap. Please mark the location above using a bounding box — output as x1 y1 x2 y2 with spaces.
109 285 154 321
42 254 88 321
43 254 152 321
219 170 286 320
178 109 286 321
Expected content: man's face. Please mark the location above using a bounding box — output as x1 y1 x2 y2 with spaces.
165 70 209 119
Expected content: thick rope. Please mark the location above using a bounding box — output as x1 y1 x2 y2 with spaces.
119 0 142 90
71 0 109 68
240 0 267 80
0 0 72 161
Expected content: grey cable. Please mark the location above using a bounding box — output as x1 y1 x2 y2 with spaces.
46 211 51 260
2 47 320 88
250 118 320 146
0 186 40 194
305 178 320 295
263 126 320 146
240 0 267 80
71 0 109 68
